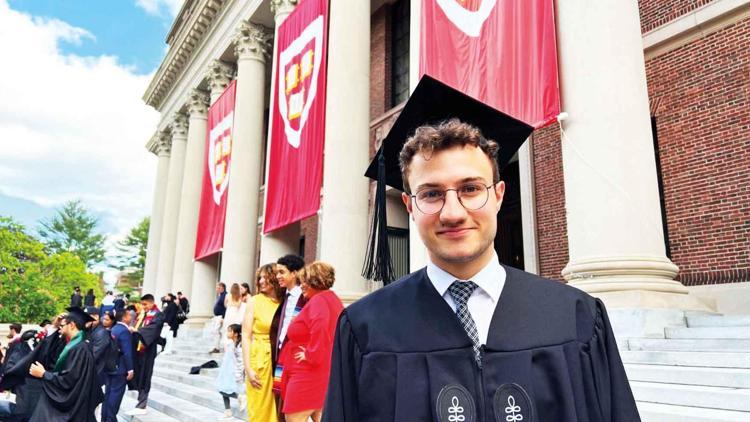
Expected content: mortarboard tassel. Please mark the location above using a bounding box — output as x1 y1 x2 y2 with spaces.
362 150 396 284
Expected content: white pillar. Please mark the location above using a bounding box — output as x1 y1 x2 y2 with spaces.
154 114 188 297
318 0 370 303
170 89 210 297
188 61 234 323
142 133 171 295
518 141 540 275
555 0 707 310
219 22 271 285
259 0 301 263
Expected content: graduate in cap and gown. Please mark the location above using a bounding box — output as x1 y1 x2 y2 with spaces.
125 294 165 416
27 307 103 422
323 76 640 422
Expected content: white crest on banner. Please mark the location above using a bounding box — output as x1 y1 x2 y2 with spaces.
436 0 497 37
278 15 324 149
207 111 234 205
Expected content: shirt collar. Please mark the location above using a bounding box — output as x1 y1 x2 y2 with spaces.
427 252 506 303
288 285 302 297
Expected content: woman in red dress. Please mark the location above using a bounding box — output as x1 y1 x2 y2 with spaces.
280 261 344 422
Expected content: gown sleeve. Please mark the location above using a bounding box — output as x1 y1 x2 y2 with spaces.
322 311 362 422
589 299 641 421
39 345 97 412
136 311 166 347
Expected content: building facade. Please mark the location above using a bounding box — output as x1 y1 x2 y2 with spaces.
141 0 750 325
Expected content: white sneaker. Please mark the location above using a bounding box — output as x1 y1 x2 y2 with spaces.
125 408 148 416
238 394 246 411
216 409 234 421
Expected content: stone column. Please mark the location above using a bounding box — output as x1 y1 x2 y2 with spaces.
318 0 371 303
170 89 210 297
219 22 271 285
259 0 301 263
555 1 708 311
188 61 234 324
153 114 188 297
142 133 171 295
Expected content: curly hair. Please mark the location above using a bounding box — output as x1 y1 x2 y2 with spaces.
398 119 500 193
256 263 284 302
302 261 336 291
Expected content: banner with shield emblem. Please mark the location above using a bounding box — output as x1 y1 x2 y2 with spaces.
264 0 329 233
421 0 560 128
195 80 236 259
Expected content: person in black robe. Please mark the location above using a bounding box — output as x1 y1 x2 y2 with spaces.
85 306 111 387
125 294 164 416
324 76 640 421
27 307 103 422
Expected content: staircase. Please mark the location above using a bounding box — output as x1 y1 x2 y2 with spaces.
625 314 750 421
118 326 247 422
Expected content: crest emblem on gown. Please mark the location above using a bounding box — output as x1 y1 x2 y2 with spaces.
278 15 324 148
207 111 233 205
436 0 497 37
436 384 476 422
493 383 534 422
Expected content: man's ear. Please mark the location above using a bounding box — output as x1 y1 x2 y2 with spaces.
402 192 413 215
494 181 506 212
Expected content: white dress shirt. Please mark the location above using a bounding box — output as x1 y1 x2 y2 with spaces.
427 253 506 345
278 285 302 348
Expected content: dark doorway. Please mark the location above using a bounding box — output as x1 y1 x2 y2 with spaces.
494 160 524 269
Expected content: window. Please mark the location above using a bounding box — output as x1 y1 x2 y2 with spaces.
390 0 410 107
387 227 410 279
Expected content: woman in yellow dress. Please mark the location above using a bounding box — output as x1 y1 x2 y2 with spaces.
242 263 283 421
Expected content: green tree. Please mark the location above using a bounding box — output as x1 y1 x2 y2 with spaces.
0 216 102 323
110 217 149 289
37 200 106 268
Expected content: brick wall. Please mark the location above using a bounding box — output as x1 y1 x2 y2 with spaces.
371 5 390 119
645 17 750 285
301 215 318 264
638 0 716 33
531 126 569 282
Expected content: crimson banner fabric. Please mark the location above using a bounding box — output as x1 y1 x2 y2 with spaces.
264 0 329 234
421 0 560 128
194 80 236 259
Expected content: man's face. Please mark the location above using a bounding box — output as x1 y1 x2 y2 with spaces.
215 284 223 294
140 300 152 309
276 264 295 289
61 319 75 340
122 311 132 325
402 146 505 272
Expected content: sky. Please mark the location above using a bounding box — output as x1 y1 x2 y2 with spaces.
0 0 183 285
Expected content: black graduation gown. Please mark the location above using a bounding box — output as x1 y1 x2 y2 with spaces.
30 340 103 422
323 266 640 422
128 310 165 392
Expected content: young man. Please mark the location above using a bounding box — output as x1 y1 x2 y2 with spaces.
28 307 103 421
69 286 83 308
177 291 190 315
85 306 111 387
102 309 134 422
125 294 164 416
324 77 639 421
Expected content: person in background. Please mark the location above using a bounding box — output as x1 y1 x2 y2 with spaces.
113 294 126 311
243 263 283 422
85 306 110 388
84 289 96 307
280 262 343 422
100 291 115 317
240 283 251 303
215 323 244 421
101 309 134 422
210 283 228 354
125 294 164 416
160 294 179 355
125 305 138 328
70 287 82 308
223 284 246 346
1 323 22 372
177 292 190 315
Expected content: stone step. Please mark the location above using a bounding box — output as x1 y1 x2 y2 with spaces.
123 387 244 422
666 326 750 339
637 401 750 422
118 394 181 422
149 375 247 420
621 351 750 368
154 358 220 375
153 366 218 390
631 381 750 412
624 364 750 389
688 315 750 328
627 338 750 352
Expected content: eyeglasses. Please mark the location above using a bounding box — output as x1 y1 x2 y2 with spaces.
410 182 498 215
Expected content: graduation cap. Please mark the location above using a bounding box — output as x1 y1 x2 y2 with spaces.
362 75 534 284
64 306 95 328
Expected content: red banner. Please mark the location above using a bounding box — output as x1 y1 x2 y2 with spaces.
421 0 560 128
264 0 329 234
194 81 236 259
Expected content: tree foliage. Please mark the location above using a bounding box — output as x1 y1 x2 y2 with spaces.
0 216 102 323
110 217 149 288
37 200 107 268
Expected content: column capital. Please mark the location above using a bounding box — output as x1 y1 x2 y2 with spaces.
204 60 234 95
234 20 272 63
156 132 172 156
186 89 210 117
170 113 189 139
270 0 298 19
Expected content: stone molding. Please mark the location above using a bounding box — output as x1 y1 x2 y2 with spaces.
270 0 298 17
204 60 235 94
170 113 189 138
234 20 272 62
156 132 172 156
563 255 688 294
186 88 210 116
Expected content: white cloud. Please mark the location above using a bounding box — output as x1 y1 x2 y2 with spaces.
135 0 183 17
0 1 161 285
